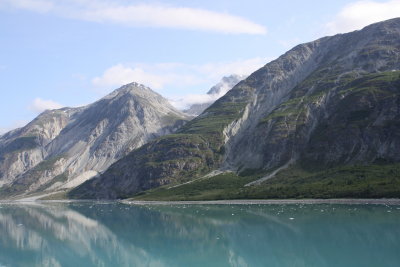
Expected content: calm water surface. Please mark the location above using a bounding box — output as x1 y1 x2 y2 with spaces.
0 202 399 267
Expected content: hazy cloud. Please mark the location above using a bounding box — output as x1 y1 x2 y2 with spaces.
92 64 200 91
0 120 29 135
29 98 63 113
0 0 54 13
169 93 218 110
170 84 239 110
326 0 400 34
195 57 269 80
0 0 267 34
92 58 268 91
278 38 301 49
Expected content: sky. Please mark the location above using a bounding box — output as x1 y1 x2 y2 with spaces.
0 0 400 134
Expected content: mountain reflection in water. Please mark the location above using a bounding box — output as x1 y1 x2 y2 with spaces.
0 202 399 267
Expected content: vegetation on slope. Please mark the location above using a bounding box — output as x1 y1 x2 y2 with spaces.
1 136 38 154
0 155 65 197
133 163 400 200
71 19 400 199
72 71 400 199
68 94 251 199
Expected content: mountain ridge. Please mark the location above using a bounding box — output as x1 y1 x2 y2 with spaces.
70 17 400 199
0 83 189 197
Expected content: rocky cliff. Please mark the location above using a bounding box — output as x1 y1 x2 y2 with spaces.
0 83 189 197
70 18 400 199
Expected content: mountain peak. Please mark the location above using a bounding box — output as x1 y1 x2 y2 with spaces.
0 79 189 197
207 74 247 96
117 82 150 93
220 74 247 85
69 18 400 199
103 82 162 100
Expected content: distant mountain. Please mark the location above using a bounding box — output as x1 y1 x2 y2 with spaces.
183 75 246 116
0 83 189 198
70 18 400 200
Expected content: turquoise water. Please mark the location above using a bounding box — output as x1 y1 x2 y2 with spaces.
0 202 399 267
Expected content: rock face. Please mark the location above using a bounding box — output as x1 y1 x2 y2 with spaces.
0 83 189 197
223 18 400 171
70 18 400 199
183 75 246 116
0 108 74 187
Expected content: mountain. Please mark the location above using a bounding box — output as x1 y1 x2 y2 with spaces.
0 83 189 198
69 18 400 200
183 75 246 116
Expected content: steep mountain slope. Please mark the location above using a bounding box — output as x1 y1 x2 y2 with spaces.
224 23 400 172
0 83 189 197
0 108 76 187
183 75 246 116
70 18 400 199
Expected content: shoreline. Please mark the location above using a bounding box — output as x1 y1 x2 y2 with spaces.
122 198 400 205
1 198 399 205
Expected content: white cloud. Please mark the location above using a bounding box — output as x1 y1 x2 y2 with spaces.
29 98 63 113
92 64 202 90
326 0 400 34
92 58 269 91
170 84 238 110
195 57 269 79
168 73 249 110
0 0 266 34
0 0 54 13
169 93 217 110
169 80 238 110
92 64 178 90
92 58 270 109
82 4 267 34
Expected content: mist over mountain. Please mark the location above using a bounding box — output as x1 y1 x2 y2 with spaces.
183 74 246 116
